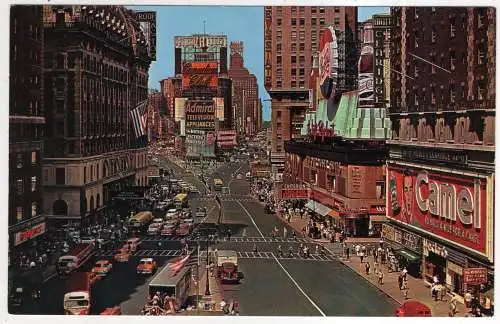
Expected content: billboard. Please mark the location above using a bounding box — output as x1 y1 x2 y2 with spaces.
264 7 273 89
185 100 216 130
214 97 225 121
182 61 218 89
175 35 227 49
358 45 374 107
185 130 216 157
217 129 237 148
174 98 187 121
136 11 157 61
319 26 339 100
15 222 46 246
387 166 488 256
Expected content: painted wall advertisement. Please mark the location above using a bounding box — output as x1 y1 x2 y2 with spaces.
185 100 216 129
182 61 218 89
216 129 237 148
358 45 374 107
387 166 488 256
174 98 187 122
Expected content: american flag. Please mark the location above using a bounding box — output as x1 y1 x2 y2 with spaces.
130 100 148 138
168 253 190 276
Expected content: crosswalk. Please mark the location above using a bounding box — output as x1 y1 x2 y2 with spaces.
95 249 337 262
193 197 254 202
138 236 311 243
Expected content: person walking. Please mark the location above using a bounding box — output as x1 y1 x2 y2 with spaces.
359 251 365 263
377 270 384 285
402 281 409 300
365 262 371 275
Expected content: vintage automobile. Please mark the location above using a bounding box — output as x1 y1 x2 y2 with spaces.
396 301 432 317
176 222 192 236
100 306 121 315
114 247 131 263
161 224 177 236
92 260 113 276
136 258 157 275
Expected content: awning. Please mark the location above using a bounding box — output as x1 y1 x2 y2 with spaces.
370 206 386 214
305 200 332 217
395 248 421 263
328 209 341 220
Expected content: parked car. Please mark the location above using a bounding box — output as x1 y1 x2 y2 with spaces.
92 260 113 277
136 258 157 275
395 301 432 317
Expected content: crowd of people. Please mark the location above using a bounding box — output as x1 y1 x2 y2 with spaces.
141 292 178 315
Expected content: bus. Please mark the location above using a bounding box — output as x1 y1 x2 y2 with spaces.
214 178 223 191
174 193 188 209
148 262 192 313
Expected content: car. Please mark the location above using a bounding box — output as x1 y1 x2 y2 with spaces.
176 223 192 236
114 248 131 263
79 236 96 244
161 224 177 236
165 209 178 219
147 223 162 235
151 218 164 226
182 218 195 226
92 260 113 276
395 301 432 317
136 258 157 274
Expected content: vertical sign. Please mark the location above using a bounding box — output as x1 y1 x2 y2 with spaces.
174 98 187 122
136 11 157 61
264 7 273 89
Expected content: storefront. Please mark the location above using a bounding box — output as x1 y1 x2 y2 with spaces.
369 205 386 236
387 163 494 296
382 223 423 277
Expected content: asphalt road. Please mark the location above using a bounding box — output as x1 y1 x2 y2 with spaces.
11 156 397 316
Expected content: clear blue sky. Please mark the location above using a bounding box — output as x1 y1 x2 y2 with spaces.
132 6 389 121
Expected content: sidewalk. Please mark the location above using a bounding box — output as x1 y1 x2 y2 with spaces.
184 264 224 315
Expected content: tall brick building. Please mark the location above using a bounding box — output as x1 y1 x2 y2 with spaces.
228 41 260 137
264 6 358 174
386 7 495 292
9 5 46 252
41 5 155 227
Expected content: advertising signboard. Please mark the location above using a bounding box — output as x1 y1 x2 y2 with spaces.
182 61 218 89
174 98 187 122
14 222 46 246
358 45 374 107
387 166 487 256
185 130 215 158
185 100 216 130
175 35 227 48
136 11 157 61
214 97 225 121
264 7 273 89
319 26 339 100
463 268 488 285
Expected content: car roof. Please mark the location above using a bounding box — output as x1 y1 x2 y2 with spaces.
140 258 154 262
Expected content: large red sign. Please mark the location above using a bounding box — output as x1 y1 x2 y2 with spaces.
15 222 46 246
387 167 487 255
182 61 218 89
280 189 309 200
463 268 488 285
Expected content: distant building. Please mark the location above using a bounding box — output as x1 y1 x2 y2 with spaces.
9 5 46 252
264 6 358 175
228 41 260 137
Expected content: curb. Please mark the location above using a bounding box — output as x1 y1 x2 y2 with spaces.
322 246 403 306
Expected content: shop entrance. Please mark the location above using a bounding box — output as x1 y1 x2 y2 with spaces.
452 272 463 295
425 252 446 283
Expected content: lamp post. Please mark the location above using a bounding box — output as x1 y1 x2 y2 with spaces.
204 235 211 296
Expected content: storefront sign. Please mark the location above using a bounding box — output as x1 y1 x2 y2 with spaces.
423 239 448 258
14 222 46 246
278 184 309 200
182 62 218 89
401 148 468 166
382 223 395 241
463 268 488 285
387 167 487 255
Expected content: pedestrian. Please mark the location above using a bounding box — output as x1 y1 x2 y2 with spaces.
464 290 473 312
345 247 350 261
359 251 365 263
403 282 409 300
283 227 288 239
365 262 371 275
449 298 458 317
377 270 384 285
398 275 404 290
401 267 408 281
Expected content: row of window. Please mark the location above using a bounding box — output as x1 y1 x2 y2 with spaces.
15 176 38 194
14 202 38 223
275 7 327 15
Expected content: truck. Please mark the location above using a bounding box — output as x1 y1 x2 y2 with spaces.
57 243 95 275
215 250 244 284
63 272 99 315
148 261 192 313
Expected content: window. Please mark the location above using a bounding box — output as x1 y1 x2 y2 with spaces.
291 7 296 14
84 166 87 183
291 18 296 26
334 18 340 26
277 111 282 119
276 122 282 129
276 31 282 41
311 7 317 14
299 68 305 75
311 18 316 26
291 31 297 41
31 176 37 192
376 181 385 199
292 56 297 63
276 43 281 52
56 168 65 185
478 46 486 65
277 18 282 26
299 18 305 26
415 34 420 48
312 43 317 52
299 80 305 88
450 18 456 38
277 56 282 64
16 207 23 222
16 178 23 194
56 100 64 113
299 56 305 63
431 87 436 104
414 8 419 19
277 81 282 87
311 32 317 41
291 68 297 75
431 28 437 43
450 51 456 71
450 84 456 103
291 43 297 52
319 7 325 14
335 8 340 13
414 63 419 77
299 31 305 40
477 81 486 101
31 202 37 217
414 94 419 106
291 81 297 88
43 169 48 183
320 18 325 26
30 151 37 164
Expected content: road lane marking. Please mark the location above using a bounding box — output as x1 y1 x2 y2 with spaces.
271 253 327 317
236 201 265 238
200 205 217 224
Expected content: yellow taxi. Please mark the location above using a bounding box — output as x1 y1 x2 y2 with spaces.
92 260 113 276
114 247 131 263
136 258 157 275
